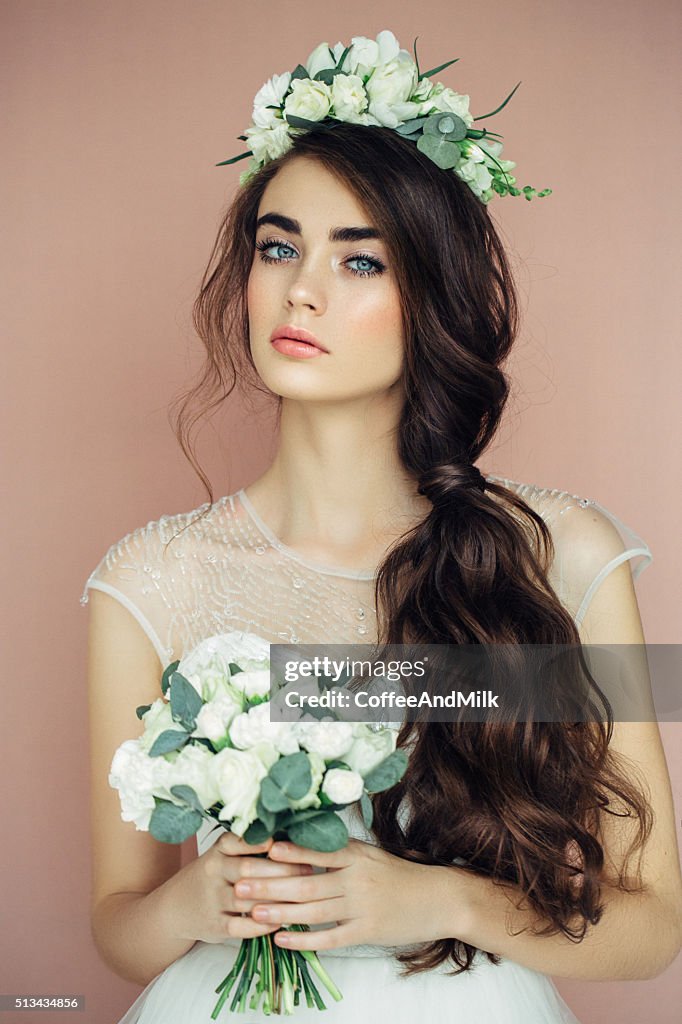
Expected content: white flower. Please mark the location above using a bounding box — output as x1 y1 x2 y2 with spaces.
229 701 300 756
211 747 269 836
343 724 397 777
138 698 176 754
178 631 267 702
295 720 355 760
284 79 332 123
305 42 336 79
193 692 242 743
109 738 175 830
229 668 271 701
244 122 295 163
455 158 493 198
322 767 364 804
288 751 326 811
252 72 292 128
330 74 368 121
346 29 401 77
170 744 220 809
366 52 418 105
423 84 474 127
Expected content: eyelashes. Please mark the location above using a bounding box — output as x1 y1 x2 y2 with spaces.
254 237 386 278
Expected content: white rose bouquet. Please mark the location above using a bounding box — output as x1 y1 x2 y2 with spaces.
109 631 408 1017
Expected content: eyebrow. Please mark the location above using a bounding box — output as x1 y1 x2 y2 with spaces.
255 212 383 244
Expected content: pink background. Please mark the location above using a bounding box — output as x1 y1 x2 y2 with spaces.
2 1 680 1021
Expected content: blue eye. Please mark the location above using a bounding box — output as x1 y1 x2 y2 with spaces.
254 237 386 278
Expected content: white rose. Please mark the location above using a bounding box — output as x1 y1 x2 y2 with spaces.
138 698 176 754
330 74 367 121
178 631 267 702
305 42 336 79
170 744 220 809
322 767 364 804
288 751 326 811
344 724 397 776
244 123 295 163
366 53 418 105
295 720 355 760
345 35 379 76
284 79 332 123
229 701 300 756
230 668 271 701
424 85 474 127
212 747 268 836
456 158 493 198
346 29 401 78
109 738 175 830
193 692 242 743
252 72 292 128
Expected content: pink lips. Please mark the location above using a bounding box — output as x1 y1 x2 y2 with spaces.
269 324 329 358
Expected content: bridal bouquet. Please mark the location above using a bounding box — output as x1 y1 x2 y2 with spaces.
109 631 408 1017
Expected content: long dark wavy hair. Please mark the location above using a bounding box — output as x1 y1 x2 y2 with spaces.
168 121 652 976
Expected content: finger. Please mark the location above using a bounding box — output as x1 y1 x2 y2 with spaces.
224 914 281 940
240 859 314 879
217 832 273 856
267 841 348 869
233 871 341 904
251 897 345 927
273 922 355 951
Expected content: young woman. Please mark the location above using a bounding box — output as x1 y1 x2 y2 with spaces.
82 31 682 1023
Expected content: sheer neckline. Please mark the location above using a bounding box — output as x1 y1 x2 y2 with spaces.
235 488 378 581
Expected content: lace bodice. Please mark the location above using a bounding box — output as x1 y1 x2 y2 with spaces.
80 473 652 667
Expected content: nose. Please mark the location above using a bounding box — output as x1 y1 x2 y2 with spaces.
284 263 326 314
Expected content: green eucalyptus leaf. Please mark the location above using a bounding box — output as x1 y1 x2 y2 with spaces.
363 749 409 793
148 728 190 756
360 792 374 830
314 67 346 85
169 672 204 731
228 662 243 675
416 133 462 170
260 777 292 813
170 785 204 814
287 811 349 852
256 797 276 832
394 117 426 135
136 703 152 720
149 799 203 844
269 751 312 800
423 112 467 141
161 660 180 698
244 818 275 843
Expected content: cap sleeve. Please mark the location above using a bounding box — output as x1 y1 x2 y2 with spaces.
486 475 653 628
79 505 211 666
541 493 653 629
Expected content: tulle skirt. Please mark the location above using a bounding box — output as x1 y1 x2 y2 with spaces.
115 937 581 1023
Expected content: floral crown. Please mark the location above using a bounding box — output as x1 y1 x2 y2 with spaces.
217 29 552 205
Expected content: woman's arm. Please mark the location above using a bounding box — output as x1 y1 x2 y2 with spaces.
88 590 310 987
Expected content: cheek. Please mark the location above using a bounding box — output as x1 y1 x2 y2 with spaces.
345 288 403 364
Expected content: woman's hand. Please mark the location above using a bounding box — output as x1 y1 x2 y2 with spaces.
233 837 458 951
158 833 315 945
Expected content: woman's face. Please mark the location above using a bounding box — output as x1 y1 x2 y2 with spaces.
247 156 404 403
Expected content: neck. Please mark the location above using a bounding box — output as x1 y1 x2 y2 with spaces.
243 394 431 568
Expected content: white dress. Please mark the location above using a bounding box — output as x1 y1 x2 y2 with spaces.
80 474 653 1023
